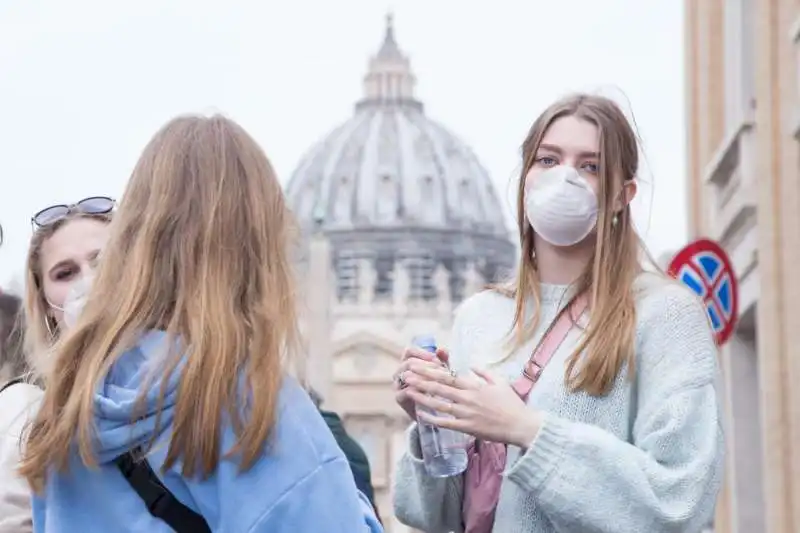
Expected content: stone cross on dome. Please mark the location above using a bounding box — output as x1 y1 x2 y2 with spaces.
360 12 417 105
377 12 402 59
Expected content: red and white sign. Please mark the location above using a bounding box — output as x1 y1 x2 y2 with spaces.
667 238 738 346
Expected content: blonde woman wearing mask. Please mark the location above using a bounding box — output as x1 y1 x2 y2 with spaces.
392 94 723 533
0 200 113 533
19 115 382 533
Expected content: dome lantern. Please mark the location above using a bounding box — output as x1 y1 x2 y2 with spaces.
356 12 422 111
286 15 516 304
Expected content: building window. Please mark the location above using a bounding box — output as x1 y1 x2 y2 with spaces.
376 175 396 222
419 175 437 223
723 0 756 130
407 255 436 301
460 179 475 226
333 176 352 223
335 251 359 302
792 12 800 139
374 256 394 300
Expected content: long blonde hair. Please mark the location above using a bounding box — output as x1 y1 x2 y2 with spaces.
506 94 642 396
23 212 113 376
20 115 301 492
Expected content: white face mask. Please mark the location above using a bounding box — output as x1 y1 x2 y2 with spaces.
524 165 598 247
62 274 94 329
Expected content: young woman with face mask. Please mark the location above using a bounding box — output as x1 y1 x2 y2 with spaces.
0 201 113 533
392 94 723 533
23 199 114 360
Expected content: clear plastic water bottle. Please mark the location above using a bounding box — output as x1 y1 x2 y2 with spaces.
412 334 468 478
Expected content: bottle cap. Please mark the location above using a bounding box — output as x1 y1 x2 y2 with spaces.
412 334 436 352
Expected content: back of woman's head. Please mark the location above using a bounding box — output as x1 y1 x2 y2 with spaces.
92 114 299 344
22 114 301 489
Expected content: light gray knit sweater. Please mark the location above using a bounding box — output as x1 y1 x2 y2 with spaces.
393 273 724 533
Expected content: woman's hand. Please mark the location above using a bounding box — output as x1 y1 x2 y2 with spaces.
393 346 449 420
404 361 543 448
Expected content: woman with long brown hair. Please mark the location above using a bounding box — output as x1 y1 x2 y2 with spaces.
392 94 723 533
1 201 113 533
19 115 382 533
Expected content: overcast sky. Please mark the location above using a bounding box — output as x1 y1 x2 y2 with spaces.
0 0 686 287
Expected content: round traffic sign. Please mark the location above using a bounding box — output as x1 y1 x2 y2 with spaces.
667 238 738 346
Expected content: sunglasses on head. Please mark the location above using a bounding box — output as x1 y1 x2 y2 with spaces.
32 196 115 229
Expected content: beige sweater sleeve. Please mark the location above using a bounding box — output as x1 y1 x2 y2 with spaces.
392 422 465 533
392 301 474 533
0 383 42 533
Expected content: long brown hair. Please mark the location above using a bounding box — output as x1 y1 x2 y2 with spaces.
23 212 113 376
504 94 642 396
20 115 301 492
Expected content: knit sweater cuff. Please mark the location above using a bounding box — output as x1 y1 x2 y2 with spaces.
504 413 572 495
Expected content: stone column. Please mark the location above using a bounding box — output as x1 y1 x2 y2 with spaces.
686 0 727 240
393 260 410 315
725 332 765 533
433 264 451 319
358 258 376 307
753 1 800 530
306 230 333 401
463 263 483 299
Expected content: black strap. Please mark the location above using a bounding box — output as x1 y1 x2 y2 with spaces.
0 377 24 395
113 448 211 533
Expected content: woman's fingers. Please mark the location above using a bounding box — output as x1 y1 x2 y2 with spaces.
406 388 467 416
396 347 447 383
396 356 437 380
405 360 479 391
405 375 470 405
401 346 437 362
394 387 413 405
401 346 450 366
415 408 466 432
396 345 454 398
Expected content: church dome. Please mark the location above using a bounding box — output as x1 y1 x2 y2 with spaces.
286 16 516 303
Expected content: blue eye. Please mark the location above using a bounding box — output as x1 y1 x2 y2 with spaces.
582 162 599 173
536 156 557 167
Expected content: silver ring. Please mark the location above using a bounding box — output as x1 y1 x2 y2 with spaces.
396 371 408 389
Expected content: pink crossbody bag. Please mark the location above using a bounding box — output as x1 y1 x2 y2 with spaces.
461 294 588 533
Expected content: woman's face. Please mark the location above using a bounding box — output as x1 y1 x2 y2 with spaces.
39 218 109 328
525 114 637 209
526 114 601 193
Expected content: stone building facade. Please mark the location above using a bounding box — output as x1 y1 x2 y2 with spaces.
286 16 516 531
685 1 800 531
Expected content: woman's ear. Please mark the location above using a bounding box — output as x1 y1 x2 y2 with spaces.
614 180 637 213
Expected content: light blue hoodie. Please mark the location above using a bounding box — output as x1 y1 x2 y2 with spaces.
32 331 383 533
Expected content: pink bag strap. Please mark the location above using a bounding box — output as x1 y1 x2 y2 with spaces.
511 294 588 399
